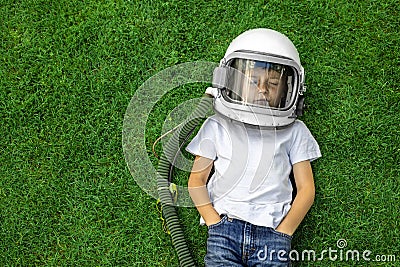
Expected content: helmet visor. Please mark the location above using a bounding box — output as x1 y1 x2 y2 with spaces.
225 58 295 109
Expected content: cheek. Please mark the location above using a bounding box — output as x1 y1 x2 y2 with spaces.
270 87 278 96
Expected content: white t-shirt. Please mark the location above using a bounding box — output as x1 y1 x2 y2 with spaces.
186 114 321 228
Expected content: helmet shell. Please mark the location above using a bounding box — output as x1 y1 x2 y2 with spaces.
223 28 301 68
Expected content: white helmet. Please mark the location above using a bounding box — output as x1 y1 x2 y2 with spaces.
210 28 306 127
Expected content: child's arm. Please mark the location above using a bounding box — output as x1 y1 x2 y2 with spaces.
188 155 221 226
275 160 315 236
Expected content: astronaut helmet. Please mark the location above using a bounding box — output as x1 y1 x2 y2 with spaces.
211 28 306 127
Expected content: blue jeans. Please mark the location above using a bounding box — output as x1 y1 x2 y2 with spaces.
205 215 292 267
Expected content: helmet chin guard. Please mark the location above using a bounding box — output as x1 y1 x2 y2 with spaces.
210 28 306 128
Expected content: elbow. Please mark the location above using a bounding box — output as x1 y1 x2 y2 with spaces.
309 185 316 206
297 184 315 207
310 189 315 206
187 175 194 188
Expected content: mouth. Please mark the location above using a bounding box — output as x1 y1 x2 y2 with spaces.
257 92 271 102
253 99 268 106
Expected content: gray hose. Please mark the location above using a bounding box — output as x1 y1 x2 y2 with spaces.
157 95 213 267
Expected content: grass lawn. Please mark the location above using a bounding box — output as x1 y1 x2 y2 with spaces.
1 0 399 266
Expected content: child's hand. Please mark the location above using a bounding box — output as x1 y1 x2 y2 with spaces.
205 214 223 227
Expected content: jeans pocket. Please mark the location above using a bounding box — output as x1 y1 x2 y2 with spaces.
270 228 293 240
207 215 228 230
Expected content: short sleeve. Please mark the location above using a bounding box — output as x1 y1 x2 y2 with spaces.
186 118 217 160
289 121 322 165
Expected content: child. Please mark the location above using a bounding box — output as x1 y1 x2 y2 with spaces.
186 28 321 266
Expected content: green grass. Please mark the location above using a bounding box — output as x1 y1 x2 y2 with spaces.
1 0 399 266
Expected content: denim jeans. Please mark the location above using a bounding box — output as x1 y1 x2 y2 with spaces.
205 215 292 267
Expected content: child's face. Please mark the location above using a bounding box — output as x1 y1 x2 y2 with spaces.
243 67 287 108
253 68 286 108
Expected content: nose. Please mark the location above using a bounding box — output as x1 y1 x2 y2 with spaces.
258 82 268 94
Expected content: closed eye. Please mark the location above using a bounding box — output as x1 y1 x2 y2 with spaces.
268 79 279 87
